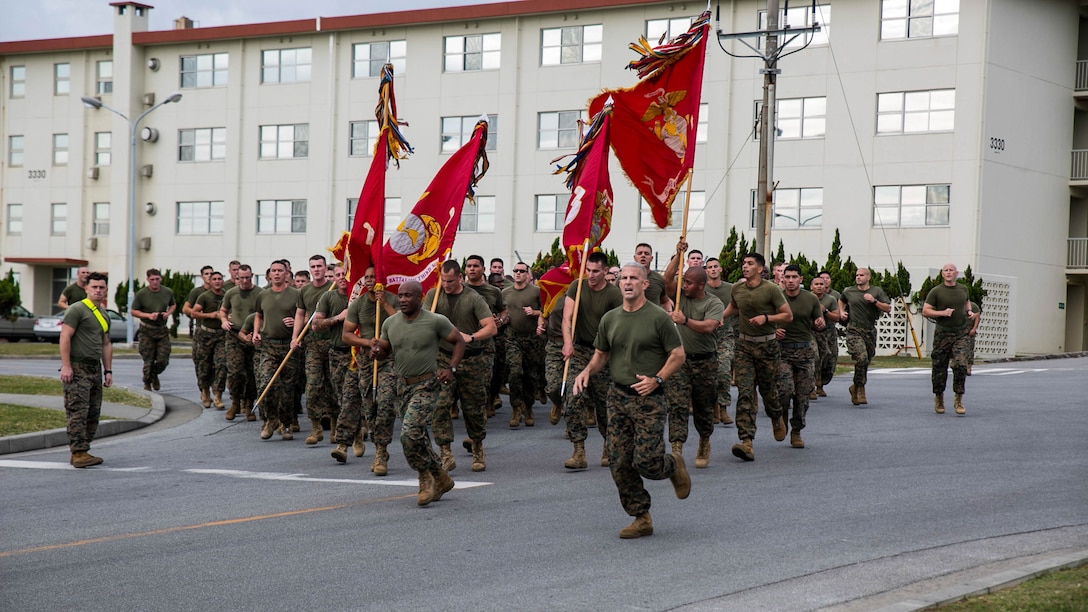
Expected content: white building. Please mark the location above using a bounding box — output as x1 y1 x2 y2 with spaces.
1 0 1084 355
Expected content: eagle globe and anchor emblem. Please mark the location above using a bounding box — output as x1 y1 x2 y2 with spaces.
389 212 443 264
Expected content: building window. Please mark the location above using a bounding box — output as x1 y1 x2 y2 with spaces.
874 184 950 227
257 199 307 234
181 52 229 88
347 197 401 234
94 132 111 166
755 97 827 140
177 201 225 235
697 103 709 144
640 192 705 230
6 203 22 235
881 0 959 40
444 33 501 72
96 60 113 94
179 127 226 162
534 194 566 231
541 24 602 66
349 120 379 156
10 66 25 98
53 134 69 166
93 202 110 236
54 63 70 95
259 124 309 159
647 17 694 42
459 195 495 233
353 40 406 78
9 135 24 167
261 48 311 84
51 203 67 235
877 89 955 134
759 4 831 49
759 187 823 229
538 110 585 149
440 114 497 153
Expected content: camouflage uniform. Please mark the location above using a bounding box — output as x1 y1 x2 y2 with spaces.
302 336 336 421
730 279 787 443
399 377 443 473
136 324 171 386
350 355 397 447
565 345 610 442
506 331 545 412
256 340 298 423
329 348 360 442
815 293 839 387
925 283 972 395
843 327 877 387
434 351 492 444
775 343 816 431
543 302 565 408
64 361 104 452
664 357 718 443
225 333 258 404
607 386 677 517
840 285 891 387
705 282 735 410
193 326 227 393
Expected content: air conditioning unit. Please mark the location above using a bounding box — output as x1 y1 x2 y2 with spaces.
140 164 153 178
87 237 98 251
138 237 152 251
87 166 99 180
143 92 155 106
140 127 159 142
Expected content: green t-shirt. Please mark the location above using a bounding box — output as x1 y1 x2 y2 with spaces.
131 287 175 328
502 284 541 334
925 283 971 329
194 290 226 331
346 292 398 341
316 290 351 347
676 293 724 354
466 281 505 315
424 287 493 351
241 312 257 335
255 286 300 340
222 286 263 330
380 309 455 378
731 279 787 336
841 285 891 331
61 283 87 308
62 300 109 362
818 293 839 327
781 290 822 343
546 298 564 339
565 280 623 345
646 270 666 306
185 285 208 310
222 280 236 294
705 281 736 332
595 302 682 386
297 282 333 339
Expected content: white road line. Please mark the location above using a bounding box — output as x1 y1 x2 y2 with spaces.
0 459 153 472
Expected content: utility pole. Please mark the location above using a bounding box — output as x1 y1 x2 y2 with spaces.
716 0 822 256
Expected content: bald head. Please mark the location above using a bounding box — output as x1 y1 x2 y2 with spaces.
401 280 423 298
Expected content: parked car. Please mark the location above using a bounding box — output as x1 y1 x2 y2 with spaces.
0 305 38 341
34 309 140 343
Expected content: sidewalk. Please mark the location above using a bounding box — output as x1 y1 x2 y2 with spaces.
0 390 166 454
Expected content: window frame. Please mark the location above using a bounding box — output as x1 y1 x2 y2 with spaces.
176 201 226 235
349 120 379 157
537 110 586 150
51 203 67 235
54 63 70 95
873 184 951 227
259 124 309 159
440 114 497 153
880 0 960 40
458 195 496 233
52 133 69 166
876 89 955 135
754 96 827 140
640 192 706 230
257 199 307 234
94 132 111 166
534 194 567 232
347 197 402 234
750 187 823 229
646 17 695 42
96 60 113 95
541 24 603 66
758 4 831 49
6 203 23 235
9 135 24 167
180 52 229 89
10 65 26 98
261 47 312 84
444 33 502 72
178 127 226 162
92 202 110 236
352 40 407 78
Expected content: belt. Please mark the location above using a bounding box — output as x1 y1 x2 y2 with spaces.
440 346 485 358
936 324 968 332
613 382 663 396
687 351 715 361
262 337 290 344
780 341 812 349
75 358 101 366
739 333 776 343
330 345 352 353
400 372 435 385
575 339 595 348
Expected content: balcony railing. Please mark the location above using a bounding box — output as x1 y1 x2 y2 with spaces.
1073 150 1088 180
1078 60 1088 91
1071 237 1088 269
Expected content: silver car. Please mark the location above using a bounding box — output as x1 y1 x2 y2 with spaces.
0 305 37 341
34 309 140 343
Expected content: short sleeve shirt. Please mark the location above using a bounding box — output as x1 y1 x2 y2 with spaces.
131 287 175 328
781 290 822 343
380 309 455 378
316 290 350 347
596 302 682 386
346 292 398 341
502 284 541 334
705 281 736 332
731 280 787 336
467 282 505 315
223 286 263 330
255 286 300 339
62 283 87 307
185 286 208 309
841 285 891 331
298 282 333 339
676 293 724 354
62 300 108 362
425 287 493 351
645 270 666 306
925 283 971 329
194 290 226 331
565 280 623 345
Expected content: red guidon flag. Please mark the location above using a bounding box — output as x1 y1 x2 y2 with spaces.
381 118 489 294
588 11 710 229
553 106 613 271
538 264 577 318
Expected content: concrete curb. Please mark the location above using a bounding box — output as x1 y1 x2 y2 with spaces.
0 386 166 454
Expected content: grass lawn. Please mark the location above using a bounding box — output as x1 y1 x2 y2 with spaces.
0 403 69 436
0 341 190 358
0 374 152 409
939 563 1088 611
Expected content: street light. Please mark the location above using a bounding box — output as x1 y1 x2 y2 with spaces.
81 92 181 345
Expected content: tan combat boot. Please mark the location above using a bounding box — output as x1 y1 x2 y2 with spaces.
331 444 348 463
671 441 683 456
954 393 966 415
329 418 339 444
280 422 294 441
417 471 436 506
509 402 522 428
200 388 212 409
619 512 654 539
601 446 609 467
524 404 535 427
564 440 587 470
731 439 755 462
772 415 787 442
439 444 457 472
670 452 691 499
353 429 366 457
432 468 454 501
471 440 486 472
695 436 710 469
790 429 805 449
816 385 827 397
305 419 323 445
225 401 239 421
934 394 946 414
585 406 597 428
849 384 860 405
856 385 868 405
719 404 734 425
809 389 819 400
372 443 388 476
244 400 256 421
712 404 721 424
212 390 225 410
70 451 103 468
260 419 277 440
549 399 562 426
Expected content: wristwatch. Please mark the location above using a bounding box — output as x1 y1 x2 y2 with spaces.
450 366 458 373
654 376 663 385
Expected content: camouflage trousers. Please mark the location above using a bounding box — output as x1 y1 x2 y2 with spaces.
225 333 258 402
776 342 815 431
256 340 299 424
491 332 508 403
334 351 397 446
714 330 735 408
664 355 718 443
138 324 171 385
399 376 442 473
434 350 492 445
606 385 677 517
931 326 969 395
193 327 227 393
844 326 877 386
302 337 337 421
967 333 976 366
63 361 103 452
734 338 782 442
291 347 304 416
543 337 565 407
506 331 545 409
815 326 838 386
563 344 609 443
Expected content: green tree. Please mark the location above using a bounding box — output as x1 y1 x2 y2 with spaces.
0 269 22 321
911 265 987 306
115 278 144 315
161 269 195 337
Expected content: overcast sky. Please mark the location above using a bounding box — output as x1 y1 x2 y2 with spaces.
0 0 504 42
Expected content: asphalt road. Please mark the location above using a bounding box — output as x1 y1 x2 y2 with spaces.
2 356 1087 611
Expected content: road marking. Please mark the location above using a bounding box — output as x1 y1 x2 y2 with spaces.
869 368 1050 376
0 459 154 472
184 468 491 489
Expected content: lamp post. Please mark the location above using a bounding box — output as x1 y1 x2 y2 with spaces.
81 92 181 345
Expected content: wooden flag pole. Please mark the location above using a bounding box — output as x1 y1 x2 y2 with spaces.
674 170 695 307
372 284 383 397
560 238 592 398
430 251 450 313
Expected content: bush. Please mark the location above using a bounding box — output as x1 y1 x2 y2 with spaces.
0 269 21 321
